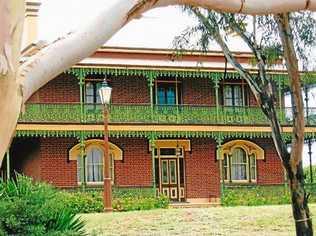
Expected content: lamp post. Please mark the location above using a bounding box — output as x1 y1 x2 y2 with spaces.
98 79 112 212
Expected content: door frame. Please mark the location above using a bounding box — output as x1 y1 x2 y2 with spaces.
155 147 185 202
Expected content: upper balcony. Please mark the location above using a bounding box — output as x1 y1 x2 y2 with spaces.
18 103 316 126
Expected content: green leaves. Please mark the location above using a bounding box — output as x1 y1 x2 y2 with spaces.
46 211 86 236
0 174 87 236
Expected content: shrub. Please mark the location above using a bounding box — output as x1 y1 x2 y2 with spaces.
304 165 316 184
0 175 86 236
222 185 291 206
222 184 316 206
112 194 169 212
55 191 103 214
54 188 169 214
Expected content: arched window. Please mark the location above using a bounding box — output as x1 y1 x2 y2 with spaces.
223 148 256 182
69 139 122 185
220 140 263 183
77 146 114 184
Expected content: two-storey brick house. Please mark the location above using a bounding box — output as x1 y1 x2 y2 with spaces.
3 1 313 204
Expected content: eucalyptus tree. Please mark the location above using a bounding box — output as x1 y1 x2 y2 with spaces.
173 7 316 235
0 0 316 177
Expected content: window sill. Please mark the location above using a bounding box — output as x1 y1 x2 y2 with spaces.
77 182 114 186
223 180 257 185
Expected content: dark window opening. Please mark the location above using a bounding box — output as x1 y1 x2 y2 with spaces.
222 84 249 107
155 82 181 105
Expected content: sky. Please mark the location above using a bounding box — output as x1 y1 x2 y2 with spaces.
38 0 250 51
38 0 316 166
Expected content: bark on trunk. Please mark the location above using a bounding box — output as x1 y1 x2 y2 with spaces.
132 0 316 17
0 0 24 165
276 13 312 236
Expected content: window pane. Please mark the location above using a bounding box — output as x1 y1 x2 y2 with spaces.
86 147 104 182
231 163 247 180
160 148 176 156
158 87 166 104
166 87 176 105
169 160 177 184
96 82 102 104
157 83 178 105
231 148 247 180
86 83 94 95
234 86 243 106
86 96 94 104
87 164 94 182
223 158 229 181
250 154 256 180
162 161 169 184
224 86 233 106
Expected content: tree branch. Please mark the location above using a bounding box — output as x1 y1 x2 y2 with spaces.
223 15 267 86
191 8 289 161
192 9 262 99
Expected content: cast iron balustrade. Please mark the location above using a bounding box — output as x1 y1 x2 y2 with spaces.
18 103 316 126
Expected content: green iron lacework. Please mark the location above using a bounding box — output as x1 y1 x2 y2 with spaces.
66 67 316 86
15 129 314 141
17 103 316 139
19 103 299 125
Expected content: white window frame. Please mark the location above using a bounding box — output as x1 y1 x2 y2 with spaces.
223 147 257 184
77 147 115 186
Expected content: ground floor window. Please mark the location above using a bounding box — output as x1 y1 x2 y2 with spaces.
220 140 264 183
223 148 257 183
77 147 114 184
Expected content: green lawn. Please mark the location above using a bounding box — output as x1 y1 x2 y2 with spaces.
82 204 316 236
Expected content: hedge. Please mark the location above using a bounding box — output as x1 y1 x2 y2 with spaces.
55 188 169 214
222 184 316 206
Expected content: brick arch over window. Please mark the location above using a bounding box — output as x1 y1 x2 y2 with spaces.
68 139 123 161
218 140 265 160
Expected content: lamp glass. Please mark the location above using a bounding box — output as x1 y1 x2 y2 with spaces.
98 81 112 105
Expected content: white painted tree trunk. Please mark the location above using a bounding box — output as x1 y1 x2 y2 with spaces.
0 0 24 166
0 0 316 165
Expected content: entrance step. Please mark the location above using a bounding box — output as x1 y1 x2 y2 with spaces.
170 202 220 208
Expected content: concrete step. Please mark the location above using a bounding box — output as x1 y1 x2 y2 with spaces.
170 202 221 208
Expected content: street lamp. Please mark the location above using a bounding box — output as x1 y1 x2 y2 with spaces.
98 79 112 212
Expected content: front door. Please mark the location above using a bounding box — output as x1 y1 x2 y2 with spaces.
161 159 178 200
155 148 185 202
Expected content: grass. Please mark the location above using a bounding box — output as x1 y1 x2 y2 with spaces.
81 204 316 236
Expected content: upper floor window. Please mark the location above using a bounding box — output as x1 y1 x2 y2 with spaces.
85 81 102 104
222 83 249 107
155 82 181 105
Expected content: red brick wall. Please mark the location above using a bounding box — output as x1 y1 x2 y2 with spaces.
16 137 152 188
25 73 273 109
14 137 283 196
182 78 213 105
112 138 152 187
255 139 284 185
27 75 150 105
185 138 220 199
111 76 150 104
39 138 78 187
28 74 80 104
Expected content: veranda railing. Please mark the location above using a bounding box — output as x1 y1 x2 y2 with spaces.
18 103 316 126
